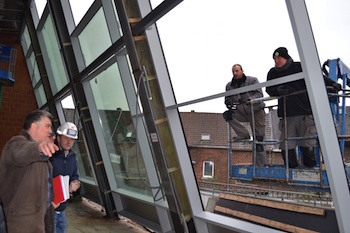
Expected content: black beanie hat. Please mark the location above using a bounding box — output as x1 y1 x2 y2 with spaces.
273 47 290 59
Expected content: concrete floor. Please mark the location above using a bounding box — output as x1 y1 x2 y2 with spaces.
65 197 150 233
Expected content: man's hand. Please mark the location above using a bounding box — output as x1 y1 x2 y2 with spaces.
38 136 59 157
223 110 233 121
225 98 233 109
332 83 342 91
69 180 81 193
276 85 290 95
51 201 60 209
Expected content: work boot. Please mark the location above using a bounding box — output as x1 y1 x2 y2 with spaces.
281 149 298 168
300 147 316 168
255 136 265 167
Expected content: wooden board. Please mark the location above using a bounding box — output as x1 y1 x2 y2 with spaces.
215 205 319 233
219 193 325 216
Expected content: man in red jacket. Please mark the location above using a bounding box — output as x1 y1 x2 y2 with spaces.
0 110 59 233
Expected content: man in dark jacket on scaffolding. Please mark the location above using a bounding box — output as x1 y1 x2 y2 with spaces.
223 64 266 167
50 122 80 233
266 47 341 168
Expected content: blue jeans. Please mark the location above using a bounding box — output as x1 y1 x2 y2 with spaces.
54 211 67 233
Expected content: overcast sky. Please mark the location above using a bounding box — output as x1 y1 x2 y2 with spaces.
37 0 350 113
151 0 350 113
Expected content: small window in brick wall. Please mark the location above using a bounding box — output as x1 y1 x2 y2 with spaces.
201 133 210 141
203 161 214 178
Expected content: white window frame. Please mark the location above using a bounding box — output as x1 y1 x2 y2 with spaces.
201 133 210 141
203 161 214 178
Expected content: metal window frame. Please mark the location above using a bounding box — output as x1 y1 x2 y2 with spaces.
20 0 350 231
286 1 350 232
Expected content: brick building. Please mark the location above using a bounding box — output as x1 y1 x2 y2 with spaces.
180 109 350 184
180 110 284 184
0 38 38 151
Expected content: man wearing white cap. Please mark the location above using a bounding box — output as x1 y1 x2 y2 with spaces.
50 122 80 233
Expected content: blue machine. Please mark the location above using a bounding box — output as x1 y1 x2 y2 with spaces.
230 59 350 190
0 44 17 87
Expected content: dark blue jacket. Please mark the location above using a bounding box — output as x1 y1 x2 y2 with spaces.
50 146 79 212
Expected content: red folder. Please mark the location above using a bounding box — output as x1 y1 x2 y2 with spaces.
53 175 70 205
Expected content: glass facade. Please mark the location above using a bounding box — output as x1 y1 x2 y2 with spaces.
34 83 47 108
77 8 112 68
17 0 349 232
58 95 96 184
88 62 150 195
28 51 41 86
20 25 31 55
39 14 68 95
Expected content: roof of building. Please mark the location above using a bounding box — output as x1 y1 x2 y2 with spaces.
180 111 258 150
180 106 350 151
180 111 229 148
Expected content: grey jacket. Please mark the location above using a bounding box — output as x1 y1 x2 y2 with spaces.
225 75 265 110
0 130 54 233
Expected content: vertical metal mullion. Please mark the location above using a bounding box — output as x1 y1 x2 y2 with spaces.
286 1 350 232
47 0 117 218
114 0 186 231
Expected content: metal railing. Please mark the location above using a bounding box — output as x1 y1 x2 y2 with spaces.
198 181 333 208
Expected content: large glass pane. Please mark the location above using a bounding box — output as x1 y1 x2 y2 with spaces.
28 51 41 86
60 95 95 183
69 0 94 26
41 14 69 95
34 84 47 108
154 0 295 113
78 8 111 67
20 25 31 55
89 63 150 195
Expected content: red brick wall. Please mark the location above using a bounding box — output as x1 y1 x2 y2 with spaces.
232 150 284 166
189 147 285 184
0 34 38 153
189 147 229 184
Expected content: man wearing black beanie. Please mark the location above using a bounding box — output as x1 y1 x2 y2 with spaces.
266 47 316 168
272 47 291 60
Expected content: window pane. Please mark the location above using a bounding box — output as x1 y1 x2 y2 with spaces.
28 51 41 86
203 161 214 177
78 8 111 67
34 84 47 108
60 95 95 183
89 62 151 195
41 14 69 94
20 25 31 55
